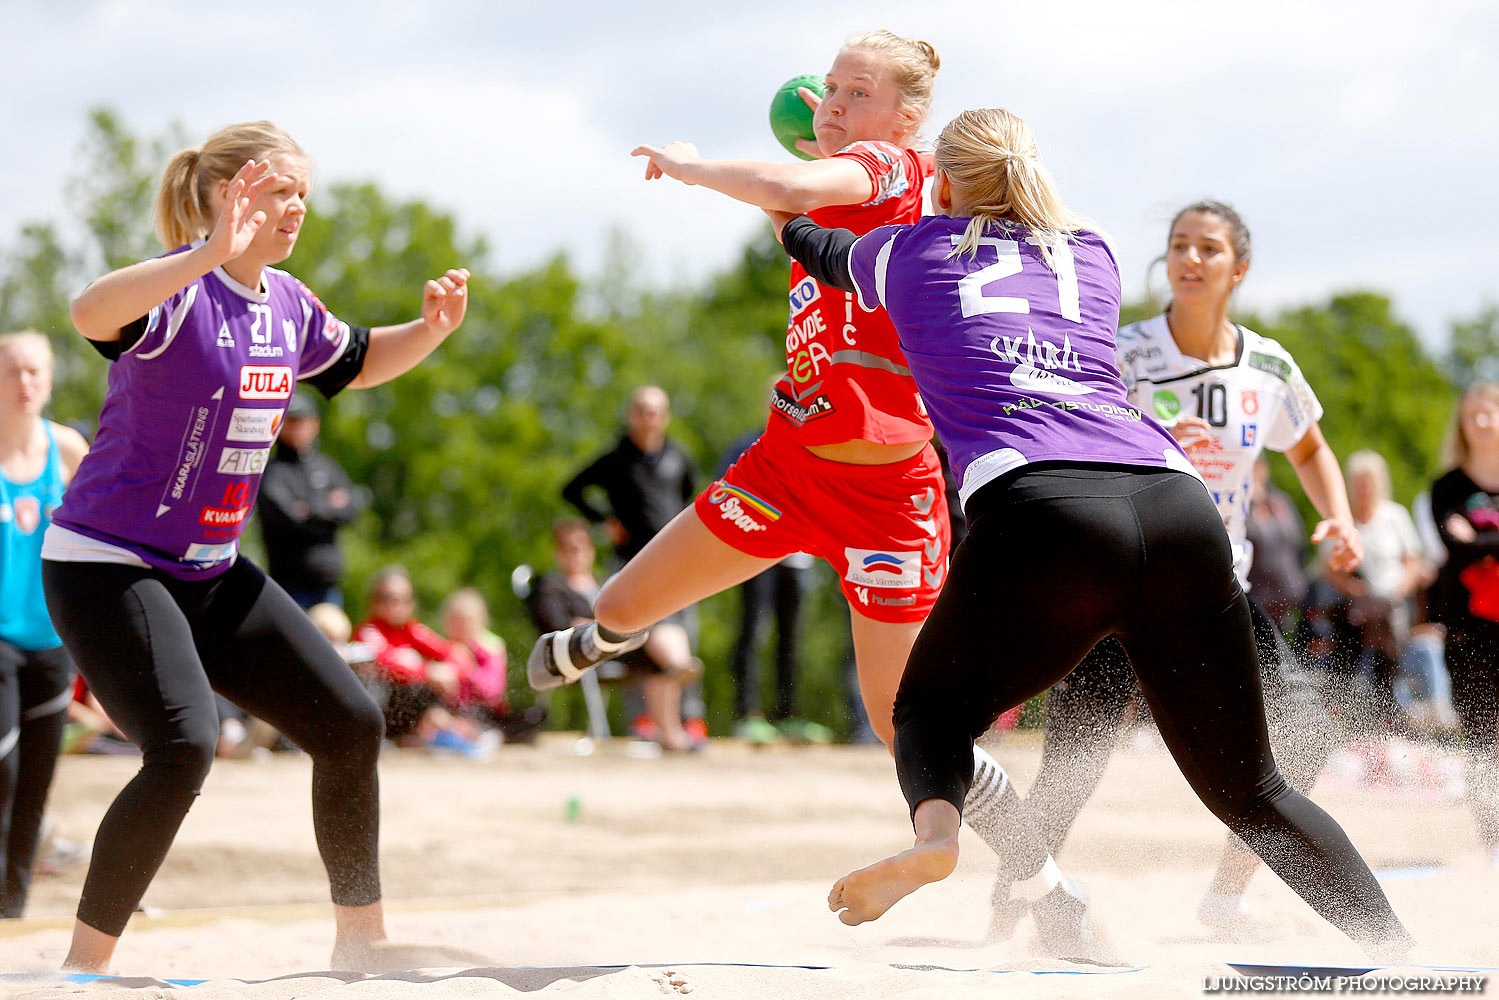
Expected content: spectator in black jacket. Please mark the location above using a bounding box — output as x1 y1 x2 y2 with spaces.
256 392 363 609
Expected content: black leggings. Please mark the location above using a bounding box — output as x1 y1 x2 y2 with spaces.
0 641 73 917
1443 624 1499 848
43 558 385 936
892 465 1408 948
1029 596 1335 854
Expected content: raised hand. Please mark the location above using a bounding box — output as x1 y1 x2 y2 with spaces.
794 86 824 159
422 268 471 337
1311 517 1364 572
1167 414 1218 457
204 159 278 264
630 141 702 183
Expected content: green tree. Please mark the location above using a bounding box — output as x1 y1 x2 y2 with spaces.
1258 292 1454 507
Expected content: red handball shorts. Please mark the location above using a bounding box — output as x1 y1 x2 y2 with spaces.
694 436 950 623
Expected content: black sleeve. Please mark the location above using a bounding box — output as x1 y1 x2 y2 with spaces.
782 216 858 293
303 326 372 399
561 453 613 524
85 316 150 361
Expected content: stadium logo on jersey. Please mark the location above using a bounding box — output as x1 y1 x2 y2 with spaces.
788 276 821 317
1153 390 1181 422
216 447 270 475
844 549 921 589
216 322 235 349
9 495 41 535
1242 424 1258 447
239 366 293 400
1242 390 1259 416
225 407 284 444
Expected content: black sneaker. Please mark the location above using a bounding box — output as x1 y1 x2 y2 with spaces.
527 624 648 691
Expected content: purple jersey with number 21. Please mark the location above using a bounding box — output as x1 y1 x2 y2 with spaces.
54 254 355 579
847 216 1194 510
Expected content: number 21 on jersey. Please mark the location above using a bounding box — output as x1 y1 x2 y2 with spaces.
951 235 1081 323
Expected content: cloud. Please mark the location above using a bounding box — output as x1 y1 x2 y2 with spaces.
3 0 1495 345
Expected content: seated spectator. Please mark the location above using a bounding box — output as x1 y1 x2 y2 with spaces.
442 587 545 743
526 519 696 750
354 567 493 757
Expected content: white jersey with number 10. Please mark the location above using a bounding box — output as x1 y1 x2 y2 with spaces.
1116 315 1322 587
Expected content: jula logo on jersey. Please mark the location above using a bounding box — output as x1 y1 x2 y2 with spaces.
238 366 293 400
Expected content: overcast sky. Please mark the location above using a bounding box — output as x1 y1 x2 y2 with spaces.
3 0 1495 347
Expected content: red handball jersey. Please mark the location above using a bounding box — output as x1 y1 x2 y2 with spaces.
765 140 935 448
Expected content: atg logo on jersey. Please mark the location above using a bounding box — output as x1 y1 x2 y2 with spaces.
844 548 921 589
1242 424 1258 447
225 407 284 444
217 447 270 475
788 276 820 317
239 366 293 400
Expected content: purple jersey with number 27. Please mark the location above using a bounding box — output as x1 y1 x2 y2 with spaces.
847 216 1194 510
54 255 354 579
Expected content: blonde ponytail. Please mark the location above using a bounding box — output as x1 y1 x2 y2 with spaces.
151 121 305 250
936 109 1098 268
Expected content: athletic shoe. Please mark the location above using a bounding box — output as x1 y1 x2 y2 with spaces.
1030 876 1094 960
777 718 834 745
734 716 782 746
428 727 499 761
683 717 709 750
528 623 648 691
630 713 663 742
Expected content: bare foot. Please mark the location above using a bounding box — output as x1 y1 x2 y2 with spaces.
827 835 959 925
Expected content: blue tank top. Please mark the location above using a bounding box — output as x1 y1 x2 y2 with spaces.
1 423 65 650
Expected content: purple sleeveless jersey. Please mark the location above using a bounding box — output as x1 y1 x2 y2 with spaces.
55 257 354 579
848 216 1194 509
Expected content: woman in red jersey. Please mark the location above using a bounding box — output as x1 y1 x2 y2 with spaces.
532 30 1095 953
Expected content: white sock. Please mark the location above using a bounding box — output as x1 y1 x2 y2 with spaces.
965 745 1061 893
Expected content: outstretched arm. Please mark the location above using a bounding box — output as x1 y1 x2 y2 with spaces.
631 142 872 214
70 159 279 341
346 269 470 389
1285 423 1363 572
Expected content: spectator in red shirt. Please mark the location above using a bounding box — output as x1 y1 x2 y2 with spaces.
355 567 486 753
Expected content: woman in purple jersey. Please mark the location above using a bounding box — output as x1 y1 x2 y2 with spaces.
767 108 1412 958
45 121 470 973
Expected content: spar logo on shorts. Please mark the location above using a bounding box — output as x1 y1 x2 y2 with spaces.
707 481 781 533
844 548 921 589
238 365 293 400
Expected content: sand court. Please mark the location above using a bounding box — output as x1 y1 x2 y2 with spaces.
2 733 1495 998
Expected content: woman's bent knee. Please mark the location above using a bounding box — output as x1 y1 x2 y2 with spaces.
593 578 654 633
